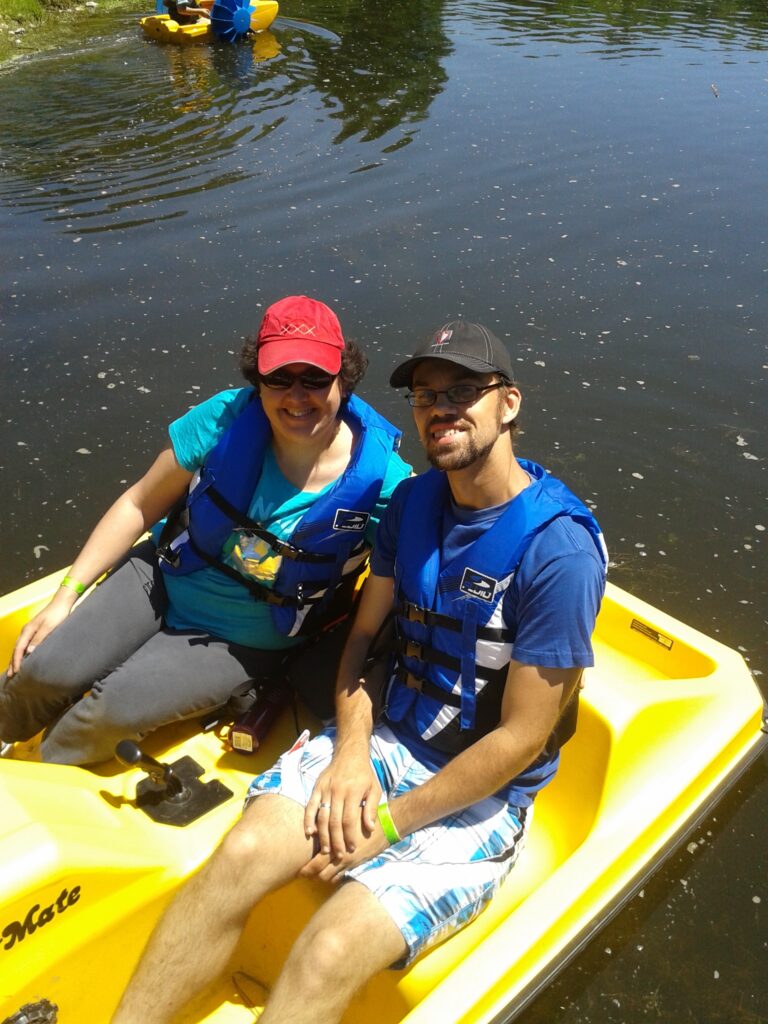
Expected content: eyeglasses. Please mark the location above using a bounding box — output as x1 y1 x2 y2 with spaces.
405 381 507 408
259 370 337 391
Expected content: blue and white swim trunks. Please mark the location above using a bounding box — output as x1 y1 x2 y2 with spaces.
247 723 531 966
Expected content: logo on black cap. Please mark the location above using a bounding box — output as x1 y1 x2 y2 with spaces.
431 328 453 350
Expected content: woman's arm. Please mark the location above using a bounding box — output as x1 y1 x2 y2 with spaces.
7 448 193 676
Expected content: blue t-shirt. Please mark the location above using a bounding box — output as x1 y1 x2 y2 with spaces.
154 388 412 649
370 475 606 804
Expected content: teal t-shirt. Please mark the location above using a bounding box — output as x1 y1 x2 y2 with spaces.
154 388 411 649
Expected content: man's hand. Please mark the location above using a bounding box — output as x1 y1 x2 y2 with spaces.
299 814 390 883
303 747 382 860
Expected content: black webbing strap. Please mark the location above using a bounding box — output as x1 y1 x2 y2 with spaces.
204 485 336 564
394 666 462 708
394 636 460 673
187 536 331 609
155 493 189 562
398 600 514 643
394 666 580 748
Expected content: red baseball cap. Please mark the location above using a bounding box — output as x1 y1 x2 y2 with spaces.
256 295 345 375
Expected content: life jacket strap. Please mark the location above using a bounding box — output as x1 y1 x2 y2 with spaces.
397 600 514 643
394 666 462 708
155 493 190 568
394 666 581 749
394 636 460 673
204 485 336 564
393 656 496 692
186 536 328 609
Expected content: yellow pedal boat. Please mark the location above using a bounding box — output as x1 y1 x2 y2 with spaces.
0 572 765 1023
140 0 278 46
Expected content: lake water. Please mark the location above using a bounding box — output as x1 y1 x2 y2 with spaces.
0 1 766 1020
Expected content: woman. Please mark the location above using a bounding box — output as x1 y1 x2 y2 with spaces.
0 296 411 765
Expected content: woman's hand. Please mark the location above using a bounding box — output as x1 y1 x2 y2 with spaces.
5 447 193 680
7 588 78 677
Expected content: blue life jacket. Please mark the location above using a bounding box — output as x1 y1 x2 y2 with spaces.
384 461 607 754
157 390 401 638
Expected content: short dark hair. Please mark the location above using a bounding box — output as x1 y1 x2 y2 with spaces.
239 336 368 395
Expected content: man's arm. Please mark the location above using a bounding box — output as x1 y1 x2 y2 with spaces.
306 658 581 882
302 573 395 861
388 660 581 837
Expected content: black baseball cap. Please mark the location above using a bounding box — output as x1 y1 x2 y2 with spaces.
389 320 515 388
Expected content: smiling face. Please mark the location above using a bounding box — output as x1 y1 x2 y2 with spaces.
410 360 520 472
258 362 344 450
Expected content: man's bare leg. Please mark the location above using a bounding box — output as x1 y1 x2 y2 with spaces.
112 794 313 1024
260 880 408 1024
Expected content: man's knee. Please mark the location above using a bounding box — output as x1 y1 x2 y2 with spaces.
218 812 270 870
288 917 367 993
212 802 290 886
213 797 311 894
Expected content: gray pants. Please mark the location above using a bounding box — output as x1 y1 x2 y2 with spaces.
0 541 302 765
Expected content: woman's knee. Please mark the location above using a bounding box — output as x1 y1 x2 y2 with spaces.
41 708 132 765
39 681 150 764
15 634 88 694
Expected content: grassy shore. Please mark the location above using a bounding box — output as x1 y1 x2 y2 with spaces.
0 0 136 65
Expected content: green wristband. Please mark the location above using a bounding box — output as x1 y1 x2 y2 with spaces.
60 576 87 596
377 800 402 846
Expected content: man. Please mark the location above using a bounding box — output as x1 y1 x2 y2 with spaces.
164 0 211 22
112 320 607 1024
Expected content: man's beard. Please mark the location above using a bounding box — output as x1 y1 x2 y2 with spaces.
424 396 505 471
425 428 498 471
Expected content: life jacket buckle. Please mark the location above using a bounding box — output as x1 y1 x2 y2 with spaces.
403 602 427 625
271 537 302 562
405 672 423 693
409 671 428 696
405 639 423 660
156 544 180 569
395 665 424 694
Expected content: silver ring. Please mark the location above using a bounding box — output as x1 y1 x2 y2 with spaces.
359 799 367 807
319 802 331 809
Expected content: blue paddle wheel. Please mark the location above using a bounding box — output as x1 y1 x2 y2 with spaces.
210 0 255 41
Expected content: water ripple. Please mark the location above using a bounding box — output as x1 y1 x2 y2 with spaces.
0 26 305 231
444 0 768 57
0 8 449 232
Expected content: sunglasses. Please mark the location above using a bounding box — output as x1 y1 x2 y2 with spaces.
259 370 337 391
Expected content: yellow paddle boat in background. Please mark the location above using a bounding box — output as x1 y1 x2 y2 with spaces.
0 571 765 1023
140 0 278 46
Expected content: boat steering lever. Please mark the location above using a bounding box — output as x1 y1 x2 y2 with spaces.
114 740 233 826
115 740 185 798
